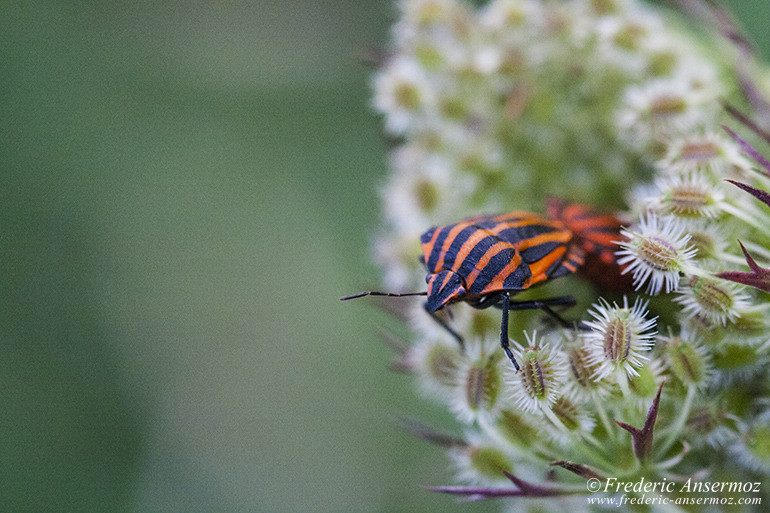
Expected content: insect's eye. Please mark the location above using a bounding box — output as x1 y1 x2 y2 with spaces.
420 227 437 244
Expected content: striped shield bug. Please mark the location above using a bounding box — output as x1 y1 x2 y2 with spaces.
342 210 586 371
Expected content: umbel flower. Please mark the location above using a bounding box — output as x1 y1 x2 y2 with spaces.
358 0 770 510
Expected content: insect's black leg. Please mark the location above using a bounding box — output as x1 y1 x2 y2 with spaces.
536 304 589 331
423 303 466 352
500 293 520 371
506 295 587 331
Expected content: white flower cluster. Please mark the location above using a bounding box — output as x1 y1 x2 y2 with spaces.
369 0 770 505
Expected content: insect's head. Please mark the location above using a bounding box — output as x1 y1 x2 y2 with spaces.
425 269 466 312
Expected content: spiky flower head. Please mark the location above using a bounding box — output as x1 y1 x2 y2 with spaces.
411 336 464 399
616 76 715 148
656 131 751 178
729 413 770 475
561 330 609 400
675 275 751 326
711 342 767 386
373 230 425 291
449 431 514 485
543 394 595 446
649 172 724 219
491 408 541 450
685 403 736 449
584 297 657 380
616 214 698 294
449 338 504 424
679 219 727 261
662 333 711 388
729 308 770 345
505 332 567 414
383 146 471 233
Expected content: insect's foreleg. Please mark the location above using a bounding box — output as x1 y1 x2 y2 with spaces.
500 293 520 371
423 303 465 352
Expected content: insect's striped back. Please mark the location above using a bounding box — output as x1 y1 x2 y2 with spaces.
546 198 633 291
546 200 620 265
420 212 580 303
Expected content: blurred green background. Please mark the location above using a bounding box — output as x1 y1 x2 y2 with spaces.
1 2 768 512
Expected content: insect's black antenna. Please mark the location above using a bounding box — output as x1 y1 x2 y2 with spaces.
340 291 427 301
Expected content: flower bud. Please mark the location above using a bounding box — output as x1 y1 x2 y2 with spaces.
675 275 749 326
463 359 501 414
682 221 725 261
550 395 594 434
616 214 698 294
664 336 710 387
562 332 607 398
506 333 567 414
711 343 762 379
413 339 464 400
657 132 749 178
590 0 621 16
628 361 661 400
653 173 722 218
495 409 539 448
730 413 770 474
373 56 435 135
450 340 503 423
731 310 769 342
686 405 734 448
617 77 712 147
585 297 657 380
467 446 511 480
567 343 602 387
450 431 513 484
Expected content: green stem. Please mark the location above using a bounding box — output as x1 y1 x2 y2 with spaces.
579 430 606 453
543 406 569 434
593 391 615 440
719 201 770 237
541 407 617 472
616 369 632 400
657 385 696 458
717 251 753 266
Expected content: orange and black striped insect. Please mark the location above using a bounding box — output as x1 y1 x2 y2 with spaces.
342 210 586 370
